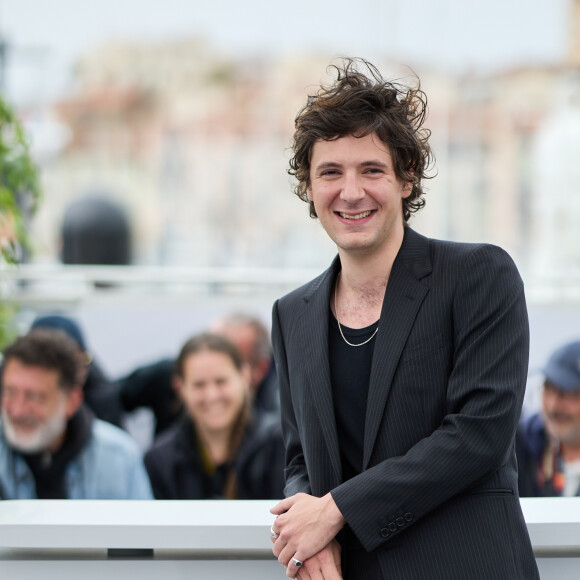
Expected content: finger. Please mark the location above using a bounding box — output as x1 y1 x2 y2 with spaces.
302 561 323 580
332 546 342 572
272 537 286 559
270 496 295 515
323 561 343 580
312 544 342 580
286 554 305 579
277 543 297 568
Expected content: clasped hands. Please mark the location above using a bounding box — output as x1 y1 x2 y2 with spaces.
270 492 345 579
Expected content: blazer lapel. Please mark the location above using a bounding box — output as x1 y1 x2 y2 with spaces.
363 228 432 469
297 258 342 486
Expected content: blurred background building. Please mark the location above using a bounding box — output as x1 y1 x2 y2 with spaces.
1 0 580 402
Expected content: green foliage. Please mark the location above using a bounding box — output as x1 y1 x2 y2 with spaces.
0 95 42 348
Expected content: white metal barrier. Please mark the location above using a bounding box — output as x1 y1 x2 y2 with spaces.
3 263 580 305
0 498 579 579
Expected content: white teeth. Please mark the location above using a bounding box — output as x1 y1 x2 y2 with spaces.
339 211 371 220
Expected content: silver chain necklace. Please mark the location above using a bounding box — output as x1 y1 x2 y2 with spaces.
334 272 379 347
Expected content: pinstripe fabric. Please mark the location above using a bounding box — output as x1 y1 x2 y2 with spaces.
272 227 539 579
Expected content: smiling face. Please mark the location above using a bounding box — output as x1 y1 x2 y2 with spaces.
307 133 411 260
542 381 580 447
1 359 82 454
176 348 250 440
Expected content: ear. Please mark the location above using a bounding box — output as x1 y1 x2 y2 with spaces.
401 168 414 199
65 386 84 419
306 185 313 202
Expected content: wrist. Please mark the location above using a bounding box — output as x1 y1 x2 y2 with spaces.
323 492 346 532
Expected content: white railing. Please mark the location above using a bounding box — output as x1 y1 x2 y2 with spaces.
2 264 580 305
1 264 323 308
0 498 579 579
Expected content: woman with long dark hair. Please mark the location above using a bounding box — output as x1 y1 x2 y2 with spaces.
144 333 284 499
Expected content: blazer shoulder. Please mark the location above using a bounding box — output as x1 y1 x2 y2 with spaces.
428 236 521 275
402 229 521 286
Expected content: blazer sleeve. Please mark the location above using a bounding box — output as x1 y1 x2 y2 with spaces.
331 244 529 552
272 299 312 497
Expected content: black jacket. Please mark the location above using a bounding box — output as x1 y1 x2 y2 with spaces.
118 358 182 436
144 411 285 500
273 228 538 579
84 362 123 427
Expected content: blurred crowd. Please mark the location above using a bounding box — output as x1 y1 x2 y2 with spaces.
0 312 284 500
2 310 580 500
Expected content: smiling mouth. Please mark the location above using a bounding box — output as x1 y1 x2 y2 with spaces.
337 210 372 220
10 418 39 430
548 413 572 423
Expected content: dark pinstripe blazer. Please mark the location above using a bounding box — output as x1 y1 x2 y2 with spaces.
272 227 539 579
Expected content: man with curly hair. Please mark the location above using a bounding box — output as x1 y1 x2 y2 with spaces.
269 58 538 579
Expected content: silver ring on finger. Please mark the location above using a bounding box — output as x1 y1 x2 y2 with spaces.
292 556 304 567
270 526 278 539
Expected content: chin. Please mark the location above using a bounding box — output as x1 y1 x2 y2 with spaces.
4 429 47 454
3 409 66 454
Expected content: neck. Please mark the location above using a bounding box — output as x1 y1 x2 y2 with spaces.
337 225 405 287
333 227 405 330
337 263 391 297
197 428 231 465
333 267 389 330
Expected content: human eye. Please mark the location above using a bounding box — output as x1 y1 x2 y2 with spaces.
2 387 16 401
320 168 340 177
363 167 384 175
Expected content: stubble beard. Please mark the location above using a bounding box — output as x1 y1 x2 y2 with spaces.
1 398 68 454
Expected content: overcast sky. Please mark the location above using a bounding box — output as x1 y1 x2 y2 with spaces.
0 0 572 103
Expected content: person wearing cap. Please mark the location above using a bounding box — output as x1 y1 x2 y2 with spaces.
517 341 580 496
0 328 153 500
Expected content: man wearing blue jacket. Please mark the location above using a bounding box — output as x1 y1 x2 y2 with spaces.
518 341 580 497
0 328 152 500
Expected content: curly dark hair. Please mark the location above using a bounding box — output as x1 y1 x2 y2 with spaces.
289 57 434 223
1 328 80 392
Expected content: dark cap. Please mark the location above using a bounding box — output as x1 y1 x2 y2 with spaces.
31 315 87 352
543 341 580 392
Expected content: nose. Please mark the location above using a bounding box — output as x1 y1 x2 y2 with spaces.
204 384 222 403
340 171 365 203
